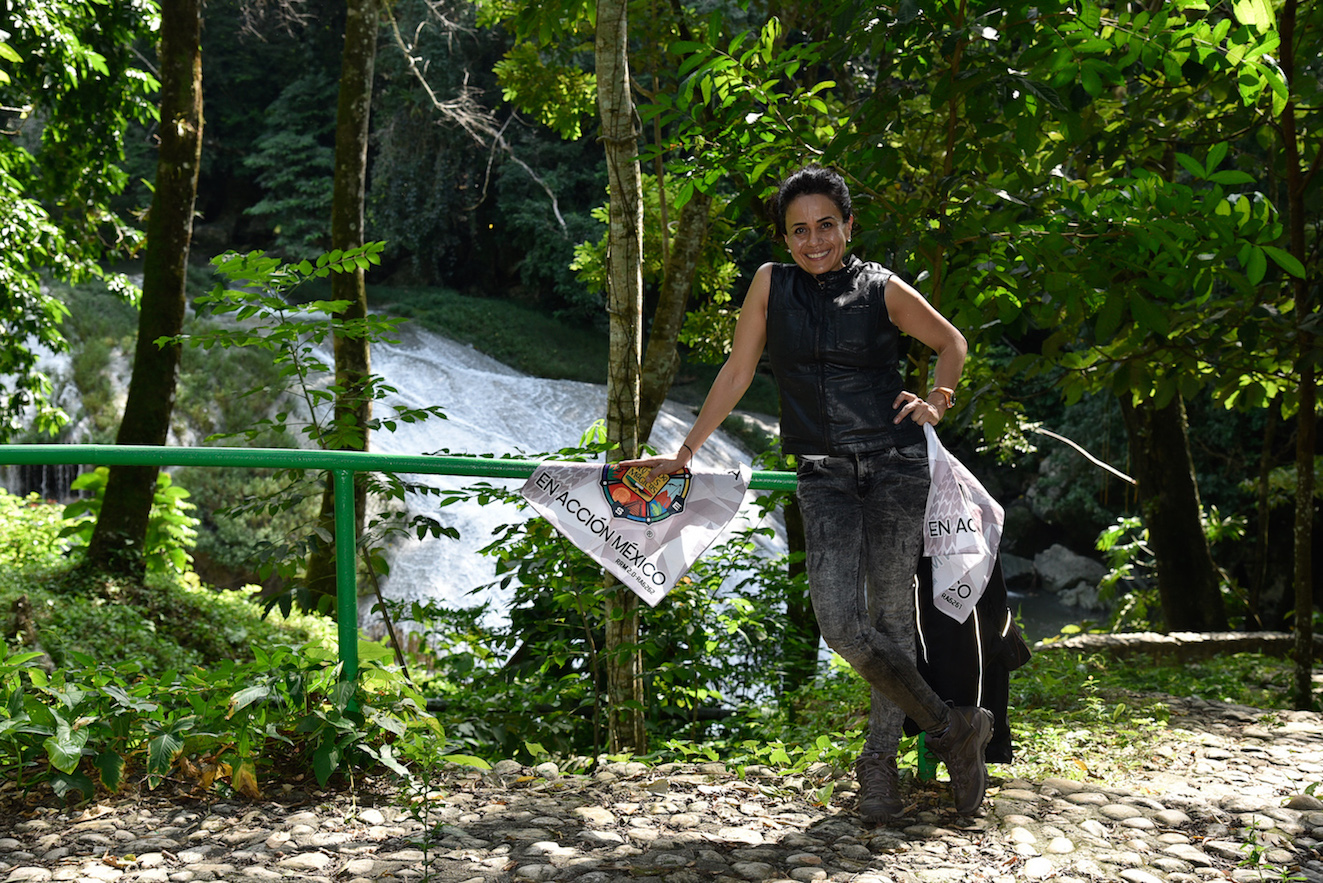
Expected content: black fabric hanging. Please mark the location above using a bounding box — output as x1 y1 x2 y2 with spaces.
905 555 1032 763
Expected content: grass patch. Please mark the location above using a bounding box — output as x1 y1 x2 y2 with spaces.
0 491 333 676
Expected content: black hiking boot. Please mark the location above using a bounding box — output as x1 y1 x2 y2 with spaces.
927 705 994 816
855 752 903 826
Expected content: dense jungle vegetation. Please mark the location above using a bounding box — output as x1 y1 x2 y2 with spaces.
1 0 1320 802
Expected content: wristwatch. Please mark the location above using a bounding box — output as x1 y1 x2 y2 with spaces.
930 387 956 409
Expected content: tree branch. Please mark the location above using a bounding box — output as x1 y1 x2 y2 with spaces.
385 7 567 234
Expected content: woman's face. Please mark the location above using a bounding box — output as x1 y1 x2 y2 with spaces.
782 193 852 276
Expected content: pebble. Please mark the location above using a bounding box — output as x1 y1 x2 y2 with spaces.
1 697 1321 883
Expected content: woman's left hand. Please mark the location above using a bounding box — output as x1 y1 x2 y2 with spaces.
893 390 945 426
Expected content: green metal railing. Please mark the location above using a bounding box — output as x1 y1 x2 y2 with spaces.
0 446 947 778
0 444 797 681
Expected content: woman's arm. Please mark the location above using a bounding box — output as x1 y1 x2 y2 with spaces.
625 263 773 478
885 276 967 426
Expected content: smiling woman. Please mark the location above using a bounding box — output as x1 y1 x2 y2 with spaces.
782 193 853 274
621 164 985 825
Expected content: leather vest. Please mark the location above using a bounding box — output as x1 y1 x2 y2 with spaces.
766 255 923 455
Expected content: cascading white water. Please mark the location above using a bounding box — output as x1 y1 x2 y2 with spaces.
355 322 786 628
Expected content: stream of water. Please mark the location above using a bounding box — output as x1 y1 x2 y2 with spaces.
352 322 785 628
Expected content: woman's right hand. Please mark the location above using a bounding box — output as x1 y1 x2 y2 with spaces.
617 450 691 482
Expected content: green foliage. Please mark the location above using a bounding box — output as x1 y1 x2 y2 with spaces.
1095 516 1158 630
475 0 597 141
0 0 156 438
569 175 745 355
644 1 1299 448
0 496 462 803
61 468 199 576
0 639 437 802
1007 648 1287 782
660 725 866 805
493 42 597 141
1249 457 1323 510
1095 505 1248 631
0 493 330 674
0 491 71 572
491 141 609 323
374 722 491 881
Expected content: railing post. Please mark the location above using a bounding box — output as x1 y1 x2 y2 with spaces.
917 732 937 780
332 468 359 683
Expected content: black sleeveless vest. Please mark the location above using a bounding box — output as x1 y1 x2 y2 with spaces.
765 255 923 455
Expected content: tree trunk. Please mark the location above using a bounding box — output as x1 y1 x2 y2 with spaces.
596 0 647 753
1250 408 1277 628
304 0 379 616
1118 395 1228 632
86 0 203 575
1279 0 1316 711
638 190 712 444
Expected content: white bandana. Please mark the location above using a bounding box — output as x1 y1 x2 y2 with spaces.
521 462 750 606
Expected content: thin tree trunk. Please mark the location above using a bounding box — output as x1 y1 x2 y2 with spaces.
596 0 646 753
1251 408 1277 628
86 0 203 575
1118 395 1229 632
305 0 379 616
1279 0 1316 711
638 191 712 443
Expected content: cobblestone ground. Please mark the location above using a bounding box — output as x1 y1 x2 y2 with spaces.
1 696 1321 883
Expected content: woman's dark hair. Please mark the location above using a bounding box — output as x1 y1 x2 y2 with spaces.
769 165 852 236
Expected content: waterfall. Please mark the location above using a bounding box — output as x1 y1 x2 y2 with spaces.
0 348 89 502
355 322 786 628
4 462 84 502
1 314 786 628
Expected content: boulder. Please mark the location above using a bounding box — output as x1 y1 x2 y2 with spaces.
1000 553 1037 593
1058 580 1107 611
1033 544 1107 593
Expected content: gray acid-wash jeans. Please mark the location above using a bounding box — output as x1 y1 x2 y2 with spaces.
796 443 949 754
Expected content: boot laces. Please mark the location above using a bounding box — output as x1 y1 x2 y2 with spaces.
856 753 898 800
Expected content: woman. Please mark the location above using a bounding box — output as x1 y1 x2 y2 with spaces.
628 165 992 823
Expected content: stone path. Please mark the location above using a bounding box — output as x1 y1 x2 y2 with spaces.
2 696 1321 883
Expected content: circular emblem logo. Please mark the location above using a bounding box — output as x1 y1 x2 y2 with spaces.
600 464 691 524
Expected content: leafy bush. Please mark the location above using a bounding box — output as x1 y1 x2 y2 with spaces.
384 459 811 763
0 491 479 806
61 468 200 576
0 640 438 803
1096 506 1248 631
0 491 70 571
0 491 331 675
